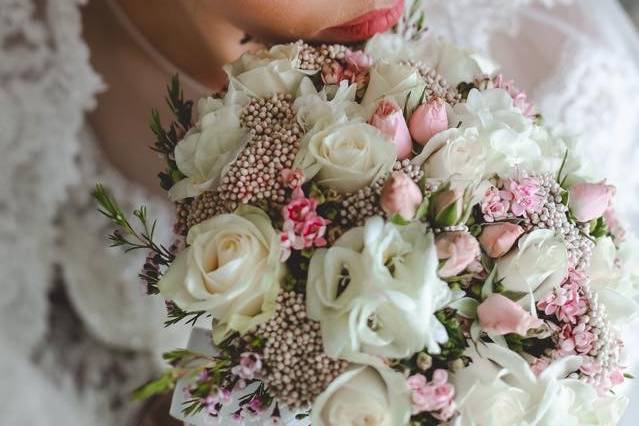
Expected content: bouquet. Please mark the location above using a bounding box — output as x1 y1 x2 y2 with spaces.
95 5 639 425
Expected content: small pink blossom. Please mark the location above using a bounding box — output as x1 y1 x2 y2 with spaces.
407 370 456 420
280 187 329 261
537 271 588 324
477 293 543 336
345 50 373 71
231 352 263 380
481 186 509 222
321 61 345 85
499 176 543 217
604 208 626 241
493 74 536 118
530 356 552 376
435 231 480 278
280 168 304 189
580 359 602 377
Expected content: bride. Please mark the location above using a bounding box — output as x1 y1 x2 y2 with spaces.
2 0 639 425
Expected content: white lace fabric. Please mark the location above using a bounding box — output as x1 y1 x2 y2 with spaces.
1 0 639 425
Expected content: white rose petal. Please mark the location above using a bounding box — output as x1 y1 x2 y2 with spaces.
223 44 308 97
362 62 426 110
496 229 569 302
169 103 246 201
311 353 411 426
453 342 627 426
158 206 283 341
411 127 488 182
294 122 396 193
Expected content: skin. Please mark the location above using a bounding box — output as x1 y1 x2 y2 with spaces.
83 0 398 194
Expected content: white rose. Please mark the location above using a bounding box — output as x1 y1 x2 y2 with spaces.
158 206 283 341
294 121 396 193
588 236 639 325
169 102 246 201
362 62 426 111
311 354 411 426
411 127 488 182
307 217 453 359
223 44 307 97
453 342 627 426
496 229 568 302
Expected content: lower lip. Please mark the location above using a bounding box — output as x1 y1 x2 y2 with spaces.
320 0 404 42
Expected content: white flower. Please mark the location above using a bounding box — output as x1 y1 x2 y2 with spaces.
452 342 628 426
411 127 488 182
311 353 411 426
453 88 536 177
294 121 396 193
306 217 453 359
364 33 496 87
294 80 363 132
588 236 639 325
496 229 568 302
362 62 426 111
223 44 307 97
169 101 246 201
158 206 283 341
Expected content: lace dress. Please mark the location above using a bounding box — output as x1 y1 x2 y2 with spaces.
1 0 639 425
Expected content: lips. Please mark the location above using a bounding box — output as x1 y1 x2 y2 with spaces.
319 0 404 42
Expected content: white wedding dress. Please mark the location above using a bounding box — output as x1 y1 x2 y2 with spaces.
2 0 639 425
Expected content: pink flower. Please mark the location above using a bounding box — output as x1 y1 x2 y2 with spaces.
407 370 456 420
369 99 413 159
493 74 536 118
408 98 448 145
580 359 602 376
380 171 423 219
280 168 304 189
569 181 616 223
321 61 344 85
479 222 524 258
231 352 263 380
345 50 373 71
604 208 626 241
500 176 543 217
477 293 543 336
530 356 552 376
435 231 480 277
279 187 329 261
481 186 509 222
537 272 588 324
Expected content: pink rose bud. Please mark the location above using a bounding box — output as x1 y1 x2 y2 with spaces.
369 99 413 160
479 223 524 258
321 61 344 85
569 181 616 223
380 171 423 220
435 231 480 277
408 98 448 145
477 293 544 336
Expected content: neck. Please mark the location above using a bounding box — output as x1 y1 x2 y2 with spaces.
116 0 263 90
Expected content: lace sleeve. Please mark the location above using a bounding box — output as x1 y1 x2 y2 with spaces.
0 0 103 354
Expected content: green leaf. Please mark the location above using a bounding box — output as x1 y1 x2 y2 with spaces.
414 199 429 221
435 201 461 226
389 213 411 226
556 149 569 183
481 266 498 300
449 297 479 319
133 371 175 400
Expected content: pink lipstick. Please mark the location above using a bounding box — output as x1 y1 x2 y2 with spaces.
319 0 404 42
